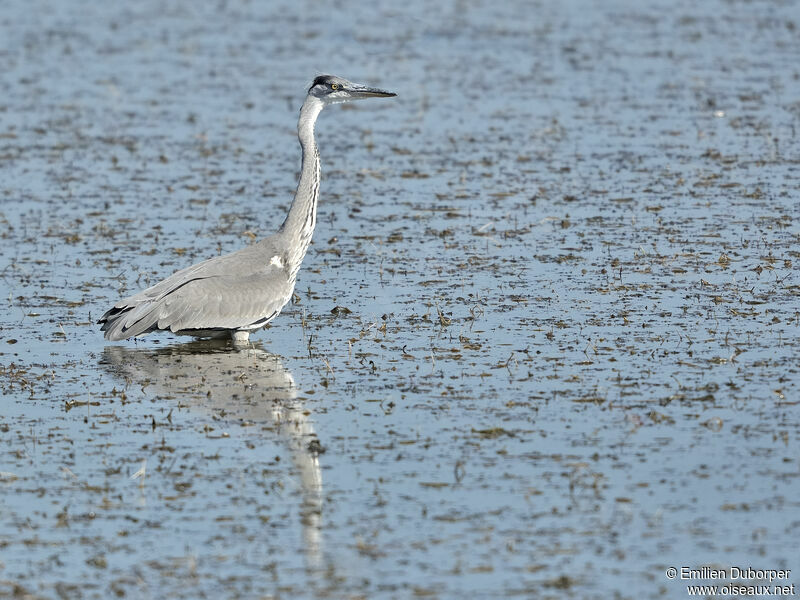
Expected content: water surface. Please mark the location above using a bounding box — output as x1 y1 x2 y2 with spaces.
1 0 798 597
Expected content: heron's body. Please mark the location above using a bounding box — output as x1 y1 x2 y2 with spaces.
99 75 394 343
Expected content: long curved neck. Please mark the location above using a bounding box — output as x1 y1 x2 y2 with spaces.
280 95 324 280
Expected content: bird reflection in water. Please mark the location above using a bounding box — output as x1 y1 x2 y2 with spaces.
100 340 323 570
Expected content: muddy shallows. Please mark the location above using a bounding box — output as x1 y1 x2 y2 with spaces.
1 0 798 598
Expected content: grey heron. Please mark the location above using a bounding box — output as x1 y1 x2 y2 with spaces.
99 75 395 344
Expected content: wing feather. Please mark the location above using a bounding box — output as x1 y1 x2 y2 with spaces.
100 236 292 340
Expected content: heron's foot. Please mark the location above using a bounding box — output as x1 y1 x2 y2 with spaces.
231 330 250 345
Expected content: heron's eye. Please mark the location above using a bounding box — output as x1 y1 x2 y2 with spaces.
331 83 339 90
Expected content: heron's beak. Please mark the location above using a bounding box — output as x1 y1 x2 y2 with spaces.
346 84 396 99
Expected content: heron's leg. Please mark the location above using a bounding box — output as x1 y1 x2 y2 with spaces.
231 330 250 344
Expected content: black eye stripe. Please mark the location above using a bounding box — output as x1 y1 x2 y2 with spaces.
309 74 338 92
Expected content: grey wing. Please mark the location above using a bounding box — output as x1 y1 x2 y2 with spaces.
101 269 293 340
99 237 289 340
107 236 285 308
109 252 235 308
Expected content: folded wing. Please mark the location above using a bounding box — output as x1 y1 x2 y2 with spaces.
99 241 292 340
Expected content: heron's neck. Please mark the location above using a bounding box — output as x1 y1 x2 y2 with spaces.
280 95 324 280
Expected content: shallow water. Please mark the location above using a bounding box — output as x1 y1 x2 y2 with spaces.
1 0 799 598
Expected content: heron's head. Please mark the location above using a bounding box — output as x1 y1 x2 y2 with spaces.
308 75 396 105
